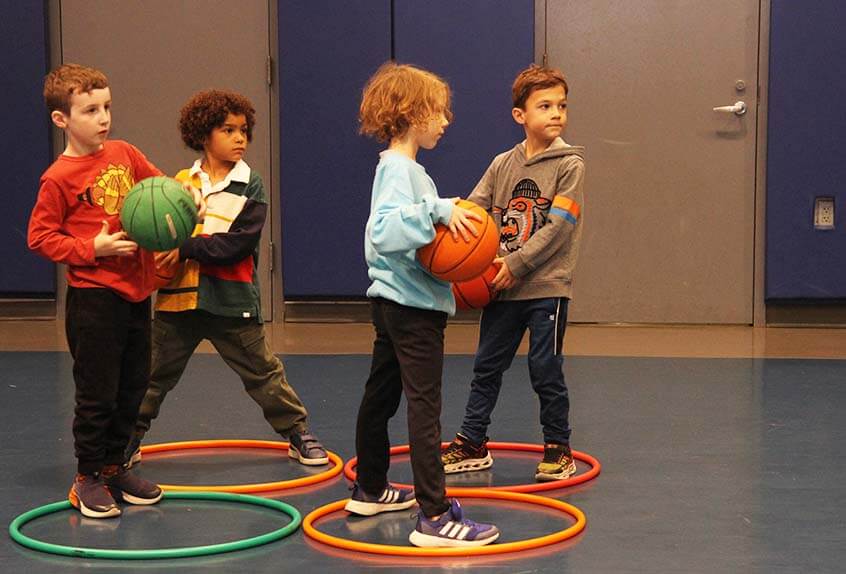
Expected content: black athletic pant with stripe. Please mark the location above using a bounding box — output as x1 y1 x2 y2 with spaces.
354 298 451 518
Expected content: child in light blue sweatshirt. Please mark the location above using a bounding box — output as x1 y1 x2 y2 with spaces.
344 61 500 549
364 150 456 313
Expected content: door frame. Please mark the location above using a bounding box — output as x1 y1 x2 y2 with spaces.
268 0 284 323
753 0 770 327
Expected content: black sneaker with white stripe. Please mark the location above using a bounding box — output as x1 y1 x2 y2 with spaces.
344 482 417 516
409 498 500 548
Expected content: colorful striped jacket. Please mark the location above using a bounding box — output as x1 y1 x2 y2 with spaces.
155 159 265 319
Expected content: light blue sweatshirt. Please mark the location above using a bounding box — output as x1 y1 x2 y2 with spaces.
365 150 456 314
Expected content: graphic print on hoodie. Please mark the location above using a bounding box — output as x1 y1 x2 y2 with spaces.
498 178 552 253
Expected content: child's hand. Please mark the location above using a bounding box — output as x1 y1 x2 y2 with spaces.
93 221 138 257
155 248 180 268
447 199 483 242
491 257 517 291
183 183 206 220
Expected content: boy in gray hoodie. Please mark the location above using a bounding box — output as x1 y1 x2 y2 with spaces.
442 64 585 481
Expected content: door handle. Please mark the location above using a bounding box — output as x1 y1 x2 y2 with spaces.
713 101 747 116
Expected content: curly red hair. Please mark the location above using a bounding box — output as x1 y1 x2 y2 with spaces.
178 90 256 151
359 62 452 142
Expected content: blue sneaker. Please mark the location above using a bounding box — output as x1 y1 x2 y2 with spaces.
344 482 417 516
409 498 500 548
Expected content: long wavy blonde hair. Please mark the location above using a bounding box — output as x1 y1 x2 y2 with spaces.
359 62 453 142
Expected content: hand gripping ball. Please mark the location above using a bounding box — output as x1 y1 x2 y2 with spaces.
152 251 180 289
417 199 499 282
120 176 198 251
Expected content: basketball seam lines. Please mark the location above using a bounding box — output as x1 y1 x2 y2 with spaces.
151 180 162 251
435 211 490 274
160 191 191 244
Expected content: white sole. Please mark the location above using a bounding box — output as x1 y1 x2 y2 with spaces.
79 504 121 518
443 453 493 474
409 529 500 548
344 498 417 516
118 490 164 505
535 461 577 482
288 447 329 466
69 491 121 519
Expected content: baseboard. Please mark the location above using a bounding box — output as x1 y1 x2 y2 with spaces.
0 298 57 320
283 300 482 324
766 301 846 327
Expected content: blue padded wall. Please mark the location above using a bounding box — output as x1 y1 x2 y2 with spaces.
0 2 54 295
766 1 846 299
279 2 389 298
394 0 532 205
279 1 533 299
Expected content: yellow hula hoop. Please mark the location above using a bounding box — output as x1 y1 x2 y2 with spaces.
139 439 343 493
303 488 586 557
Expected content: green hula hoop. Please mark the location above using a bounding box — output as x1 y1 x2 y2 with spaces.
8 491 301 560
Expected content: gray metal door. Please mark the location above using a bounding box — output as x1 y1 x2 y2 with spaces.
544 0 759 323
61 0 273 320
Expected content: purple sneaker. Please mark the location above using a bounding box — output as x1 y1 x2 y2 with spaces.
68 473 121 519
409 498 499 547
344 482 417 516
102 465 163 505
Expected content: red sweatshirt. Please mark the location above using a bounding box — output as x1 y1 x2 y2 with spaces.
27 140 162 302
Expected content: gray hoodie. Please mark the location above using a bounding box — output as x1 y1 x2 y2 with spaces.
467 137 585 300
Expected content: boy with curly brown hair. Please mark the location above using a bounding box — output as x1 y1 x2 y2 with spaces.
126 89 327 467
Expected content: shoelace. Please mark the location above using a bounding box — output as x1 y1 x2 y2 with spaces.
543 448 570 465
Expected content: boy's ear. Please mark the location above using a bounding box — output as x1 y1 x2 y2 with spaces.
50 110 68 129
512 107 527 125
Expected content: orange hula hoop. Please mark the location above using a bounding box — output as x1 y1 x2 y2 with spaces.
303 488 585 557
140 439 343 493
343 442 600 493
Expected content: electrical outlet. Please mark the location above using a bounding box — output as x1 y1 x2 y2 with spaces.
814 197 835 230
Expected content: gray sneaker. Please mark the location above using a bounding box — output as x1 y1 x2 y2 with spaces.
288 431 329 466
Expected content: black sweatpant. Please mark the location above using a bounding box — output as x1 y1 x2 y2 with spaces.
65 287 151 475
354 298 450 518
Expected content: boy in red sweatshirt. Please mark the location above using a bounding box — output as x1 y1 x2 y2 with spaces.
28 63 176 517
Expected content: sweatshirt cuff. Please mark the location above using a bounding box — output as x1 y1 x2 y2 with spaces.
179 238 197 260
504 252 530 278
432 197 454 225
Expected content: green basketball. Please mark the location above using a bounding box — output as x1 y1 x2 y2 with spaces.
120 176 198 251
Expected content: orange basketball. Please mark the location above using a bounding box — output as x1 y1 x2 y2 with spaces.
417 199 499 282
453 262 499 309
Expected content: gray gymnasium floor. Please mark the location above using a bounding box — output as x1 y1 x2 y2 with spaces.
1 348 845 573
